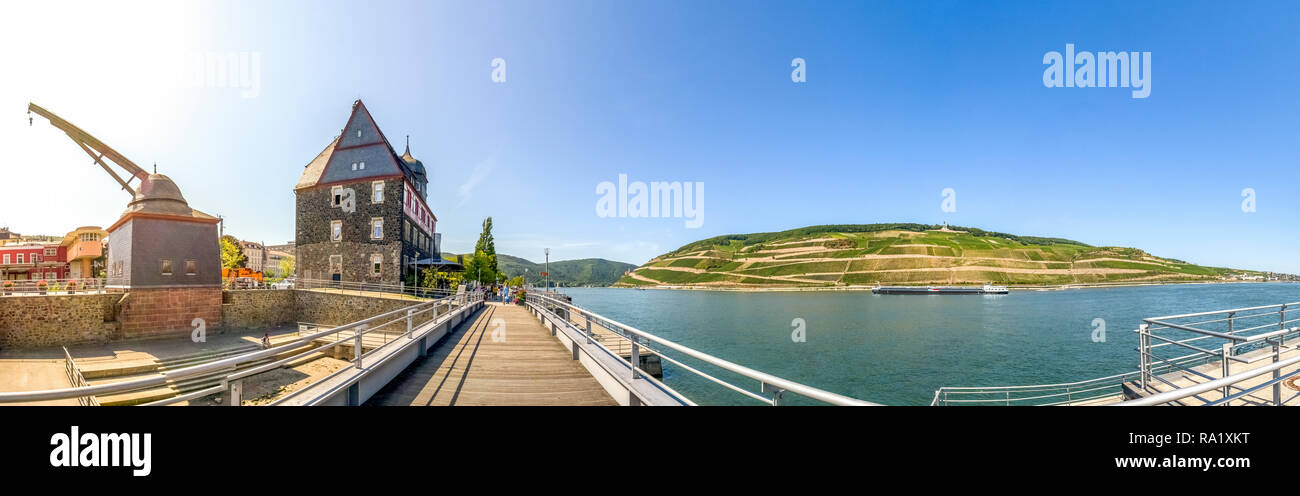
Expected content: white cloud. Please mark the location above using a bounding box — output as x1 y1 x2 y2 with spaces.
457 154 497 206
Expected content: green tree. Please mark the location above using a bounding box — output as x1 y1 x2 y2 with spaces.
279 256 295 279
220 235 247 269
462 250 497 286
474 217 498 275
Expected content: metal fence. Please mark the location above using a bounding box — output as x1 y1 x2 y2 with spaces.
62 346 100 406
291 277 455 300
932 301 1300 406
0 287 482 406
528 292 878 406
1 278 116 297
1128 302 1300 406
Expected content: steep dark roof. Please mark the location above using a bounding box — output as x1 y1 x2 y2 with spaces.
295 100 426 190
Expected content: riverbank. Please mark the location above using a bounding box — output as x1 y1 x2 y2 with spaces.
607 280 1292 293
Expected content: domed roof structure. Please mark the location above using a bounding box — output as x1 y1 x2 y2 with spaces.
121 174 217 220
402 140 427 179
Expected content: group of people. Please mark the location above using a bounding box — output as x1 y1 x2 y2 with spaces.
476 283 522 304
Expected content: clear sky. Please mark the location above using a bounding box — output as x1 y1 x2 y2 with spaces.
2 1 1298 272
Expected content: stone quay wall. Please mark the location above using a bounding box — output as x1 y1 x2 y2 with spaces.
0 288 438 349
0 293 121 349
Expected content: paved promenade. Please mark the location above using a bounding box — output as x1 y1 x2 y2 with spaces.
368 302 616 406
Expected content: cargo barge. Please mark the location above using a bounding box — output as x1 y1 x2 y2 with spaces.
871 283 1008 295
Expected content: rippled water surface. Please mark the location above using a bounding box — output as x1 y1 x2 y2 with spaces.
559 283 1300 405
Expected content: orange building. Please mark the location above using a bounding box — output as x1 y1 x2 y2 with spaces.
61 226 107 279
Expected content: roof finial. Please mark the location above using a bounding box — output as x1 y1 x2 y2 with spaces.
404 135 410 156
153 162 157 174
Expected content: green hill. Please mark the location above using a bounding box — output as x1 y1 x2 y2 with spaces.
444 253 636 287
616 223 1262 288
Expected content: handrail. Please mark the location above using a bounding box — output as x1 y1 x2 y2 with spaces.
933 300 1300 406
1118 353 1300 406
528 292 878 406
0 292 462 403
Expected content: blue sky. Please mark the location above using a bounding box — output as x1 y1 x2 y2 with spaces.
3 1 1298 272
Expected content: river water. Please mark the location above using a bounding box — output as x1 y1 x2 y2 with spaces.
559 283 1299 405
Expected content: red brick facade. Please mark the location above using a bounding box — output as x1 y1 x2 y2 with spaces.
116 287 222 339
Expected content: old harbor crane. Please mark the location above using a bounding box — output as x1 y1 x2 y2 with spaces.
27 102 150 197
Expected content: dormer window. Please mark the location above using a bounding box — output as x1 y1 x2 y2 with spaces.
356 130 362 138
359 161 366 170
351 162 358 171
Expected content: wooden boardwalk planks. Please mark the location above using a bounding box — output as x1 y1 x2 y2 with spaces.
368 303 617 406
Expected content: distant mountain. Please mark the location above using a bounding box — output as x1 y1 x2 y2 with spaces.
443 253 637 287
616 223 1263 288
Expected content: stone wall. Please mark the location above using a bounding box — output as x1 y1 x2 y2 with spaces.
0 293 120 348
221 289 296 330
0 289 438 349
116 287 223 340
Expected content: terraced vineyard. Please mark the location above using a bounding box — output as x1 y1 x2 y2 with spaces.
615 224 1259 288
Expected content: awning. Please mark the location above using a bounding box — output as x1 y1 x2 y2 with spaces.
409 258 463 272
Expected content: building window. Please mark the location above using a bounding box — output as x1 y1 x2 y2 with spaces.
16 254 23 264
45 247 57 257
331 186 343 206
371 218 383 240
33 255 40 263
329 255 342 276
185 260 197 276
356 130 362 138
2 254 9 264
372 181 384 203
331 220 342 242
371 254 382 276
359 161 366 170
161 259 173 276
351 162 358 171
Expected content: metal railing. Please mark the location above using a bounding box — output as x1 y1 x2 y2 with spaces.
1129 302 1300 406
932 301 1300 406
0 287 483 406
1 278 114 297
291 277 455 300
527 292 878 406
62 346 100 406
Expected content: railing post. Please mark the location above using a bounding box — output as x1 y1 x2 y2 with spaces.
1138 324 1149 390
223 379 242 406
585 315 593 344
406 309 414 339
354 324 365 369
630 335 641 380
761 382 786 406
1272 338 1282 406
1221 342 1232 404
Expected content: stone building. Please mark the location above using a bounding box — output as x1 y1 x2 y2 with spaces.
105 173 223 338
294 100 439 286
239 240 266 272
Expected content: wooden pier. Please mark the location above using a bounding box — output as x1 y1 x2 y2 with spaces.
367 303 617 406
